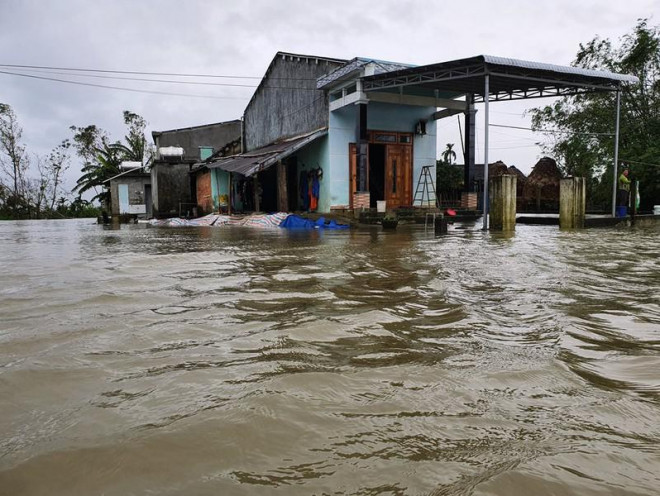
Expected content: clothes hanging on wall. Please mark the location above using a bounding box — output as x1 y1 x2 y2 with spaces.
310 171 319 211
307 167 321 212
300 170 309 211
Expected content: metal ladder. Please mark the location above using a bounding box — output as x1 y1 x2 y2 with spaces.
412 165 438 208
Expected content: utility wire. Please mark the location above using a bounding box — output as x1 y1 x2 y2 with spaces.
490 123 614 137
0 63 326 81
0 63 263 79
620 158 660 168
2 68 324 93
5 67 260 88
0 69 252 99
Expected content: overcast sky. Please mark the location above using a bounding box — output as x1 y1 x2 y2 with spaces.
0 0 656 196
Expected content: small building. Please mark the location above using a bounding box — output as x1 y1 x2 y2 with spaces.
150 120 241 218
191 137 241 215
107 163 152 219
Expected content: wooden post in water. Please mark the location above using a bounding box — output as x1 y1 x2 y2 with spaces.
489 175 516 231
277 160 288 212
559 177 586 229
253 173 260 213
630 179 638 225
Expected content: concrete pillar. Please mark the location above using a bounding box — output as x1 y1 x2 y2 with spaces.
356 103 368 192
463 95 476 192
489 175 517 231
559 177 586 229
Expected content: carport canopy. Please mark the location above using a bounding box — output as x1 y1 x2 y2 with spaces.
360 55 638 227
361 55 637 102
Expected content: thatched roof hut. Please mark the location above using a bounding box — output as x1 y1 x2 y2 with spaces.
489 160 509 178
507 165 527 182
507 165 527 196
523 157 563 203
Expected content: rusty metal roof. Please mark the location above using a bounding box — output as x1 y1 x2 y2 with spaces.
361 55 638 102
208 128 327 177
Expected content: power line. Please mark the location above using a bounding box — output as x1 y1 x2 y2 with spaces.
620 158 660 168
5 67 261 88
490 123 614 137
0 63 325 82
0 69 252 99
0 63 263 79
2 68 325 93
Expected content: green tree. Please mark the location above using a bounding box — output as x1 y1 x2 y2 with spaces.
72 111 153 208
441 143 457 165
0 103 30 212
530 19 660 210
46 139 71 211
118 111 154 164
74 141 122 207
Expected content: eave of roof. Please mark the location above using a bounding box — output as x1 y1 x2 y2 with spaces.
207 128 327 177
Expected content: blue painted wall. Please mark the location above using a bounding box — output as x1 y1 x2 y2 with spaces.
328 102 437 208
292 135 331 212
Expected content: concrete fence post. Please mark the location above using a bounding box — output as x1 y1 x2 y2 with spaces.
560 177 586 229
489 175 517 231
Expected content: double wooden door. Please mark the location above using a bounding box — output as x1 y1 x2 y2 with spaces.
350 139 412 209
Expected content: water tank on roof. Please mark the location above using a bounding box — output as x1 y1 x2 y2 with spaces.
119 161 143 170
159 146 184 158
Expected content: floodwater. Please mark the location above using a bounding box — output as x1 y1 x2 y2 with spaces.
0 218 659 496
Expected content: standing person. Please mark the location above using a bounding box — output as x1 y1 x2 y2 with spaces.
618 166 631 207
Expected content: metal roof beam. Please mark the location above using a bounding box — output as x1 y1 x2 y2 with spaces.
363 63 486 91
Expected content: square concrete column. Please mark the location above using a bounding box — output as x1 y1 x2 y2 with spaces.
489 175 517 231
560 177 586 229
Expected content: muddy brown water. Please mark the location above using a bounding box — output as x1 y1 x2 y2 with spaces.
0 218 659 495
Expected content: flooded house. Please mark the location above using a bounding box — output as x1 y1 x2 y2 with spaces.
154 53 634 220
206 52 467 214
107 162 152 220
150 120 241 218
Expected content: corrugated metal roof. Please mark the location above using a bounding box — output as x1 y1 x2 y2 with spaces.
361 55 638 101
482 55 638 83
317 57 414 89
208 129 328 177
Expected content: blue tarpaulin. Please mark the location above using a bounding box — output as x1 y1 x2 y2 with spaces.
280 215 349 229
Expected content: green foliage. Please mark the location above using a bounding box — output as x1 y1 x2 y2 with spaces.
441 143 457 165
436 143 463 193
530 19 660 211
72 111 153 208
0 103 29 207
436 161 464 192
0 107 150 220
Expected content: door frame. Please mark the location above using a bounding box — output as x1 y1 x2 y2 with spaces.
349 131 413 209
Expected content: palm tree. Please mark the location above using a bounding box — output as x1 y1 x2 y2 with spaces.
74 142 123 208
441 143 456 165
72 112 154 210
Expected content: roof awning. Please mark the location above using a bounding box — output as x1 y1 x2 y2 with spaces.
361 55 639 102
208 128 327 177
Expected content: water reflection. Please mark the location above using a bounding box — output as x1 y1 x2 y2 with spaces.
0 219 658 495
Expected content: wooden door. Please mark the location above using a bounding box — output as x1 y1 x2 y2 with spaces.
385 145 412 208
